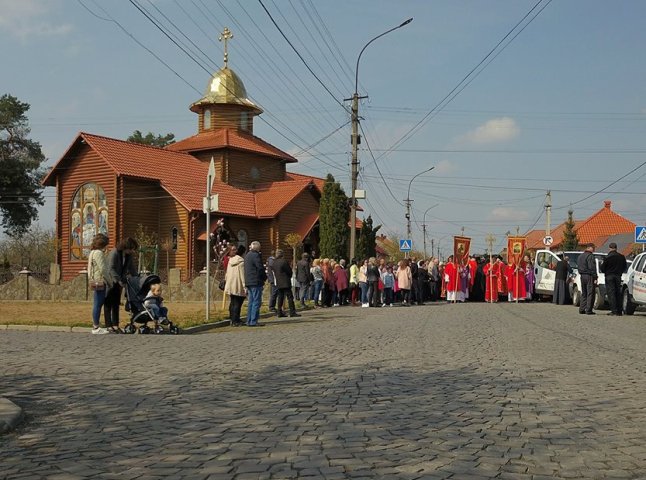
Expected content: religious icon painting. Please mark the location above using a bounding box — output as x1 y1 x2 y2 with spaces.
70 182 109 260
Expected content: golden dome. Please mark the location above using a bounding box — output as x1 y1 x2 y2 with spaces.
190 67 262 114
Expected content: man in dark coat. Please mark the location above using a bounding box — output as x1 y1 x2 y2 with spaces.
295 253 311 308
601 242 627 316
577 246 598 314
244 241 267 326
266 250 278 312
270 250 300 318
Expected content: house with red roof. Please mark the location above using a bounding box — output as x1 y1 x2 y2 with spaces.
43 54 330 281
525 201 636 253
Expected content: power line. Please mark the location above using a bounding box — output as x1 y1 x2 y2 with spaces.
554 161 646 210
257 0 349 114
364 0 552 169
79 0 202 95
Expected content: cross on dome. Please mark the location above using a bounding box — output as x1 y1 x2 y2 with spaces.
219 27 233 67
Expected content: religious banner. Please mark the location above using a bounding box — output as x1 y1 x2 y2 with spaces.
507 236 526 267
453 236 471 266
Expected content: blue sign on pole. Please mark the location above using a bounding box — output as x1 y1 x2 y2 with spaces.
399 239 412 252
635 226 646 244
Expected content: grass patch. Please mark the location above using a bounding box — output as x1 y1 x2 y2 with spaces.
0 300 268 329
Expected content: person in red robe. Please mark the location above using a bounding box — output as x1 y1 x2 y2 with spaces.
444 255 459 302
468 256 477 294
496 256 508 300
506 261 527 301
483 258 499 302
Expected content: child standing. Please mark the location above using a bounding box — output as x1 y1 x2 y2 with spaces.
381 266 395 306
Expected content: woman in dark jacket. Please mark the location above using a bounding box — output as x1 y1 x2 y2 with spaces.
104 237 139 332
366 258 381 307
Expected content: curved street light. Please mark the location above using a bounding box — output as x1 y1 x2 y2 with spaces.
405 166 435 242
348 17 413 261
422 203 440 258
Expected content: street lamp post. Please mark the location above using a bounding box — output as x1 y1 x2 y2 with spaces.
405 166 435 251
422 203 439 258
347 17 413 261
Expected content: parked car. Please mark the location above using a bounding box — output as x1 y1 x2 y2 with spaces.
533 249 582 301
570 252 608 310
622 252 646 315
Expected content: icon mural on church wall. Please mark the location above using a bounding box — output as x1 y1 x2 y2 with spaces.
70 183 108 260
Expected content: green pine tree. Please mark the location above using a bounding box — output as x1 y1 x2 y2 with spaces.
561 209 579 250
318 174 349 259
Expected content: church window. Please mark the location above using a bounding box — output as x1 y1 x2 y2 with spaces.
237 229 248 248
240 111 249 131
203 108 212 130
70 183 108 260
171 227 178 250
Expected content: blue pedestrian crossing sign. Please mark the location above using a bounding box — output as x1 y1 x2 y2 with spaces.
399 239 412 252
636 226 646 244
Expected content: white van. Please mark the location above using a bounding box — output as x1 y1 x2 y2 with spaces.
622 252 646 315
533 250 581 298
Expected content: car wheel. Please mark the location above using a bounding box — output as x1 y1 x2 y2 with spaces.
623 288 637 315
593 286 604 310
572 286 580 307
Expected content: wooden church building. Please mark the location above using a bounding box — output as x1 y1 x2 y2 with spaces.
43 32 325 281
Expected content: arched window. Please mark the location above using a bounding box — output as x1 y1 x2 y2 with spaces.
171 227 178 250
70 183 108 260
203 108 211 130
237 229 248 248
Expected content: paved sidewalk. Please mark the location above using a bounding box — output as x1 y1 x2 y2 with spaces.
2 302 646 478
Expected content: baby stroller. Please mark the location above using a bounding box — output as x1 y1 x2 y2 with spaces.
123 274 180 334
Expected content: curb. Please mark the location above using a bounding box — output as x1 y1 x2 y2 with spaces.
0 397 24 434
2 307 316 335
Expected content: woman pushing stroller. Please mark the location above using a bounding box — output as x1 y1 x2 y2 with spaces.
105 237 139 333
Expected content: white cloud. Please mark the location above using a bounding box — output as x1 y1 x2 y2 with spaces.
433 159 457 175
457 117 520 145
489 207 530 222
0 0 71 39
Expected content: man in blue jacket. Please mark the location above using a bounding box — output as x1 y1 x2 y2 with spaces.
244 241 267 326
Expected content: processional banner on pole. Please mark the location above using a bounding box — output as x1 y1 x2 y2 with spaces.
453 236 471 266
507 236 526 266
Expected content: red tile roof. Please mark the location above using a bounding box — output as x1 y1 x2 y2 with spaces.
166 128 297 162
255 178 317 218
44 132 322 219
294 212 319 239
575 201 635 245
525 201 635 250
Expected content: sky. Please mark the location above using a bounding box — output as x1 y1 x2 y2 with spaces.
1 0 646 255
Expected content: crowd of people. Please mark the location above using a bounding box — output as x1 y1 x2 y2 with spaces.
221 243 548 328
89 236 628 331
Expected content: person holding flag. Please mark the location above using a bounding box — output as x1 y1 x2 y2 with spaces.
446 236 471 303
507 236 528 302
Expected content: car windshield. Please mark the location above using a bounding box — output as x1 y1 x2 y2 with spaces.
566 252 581 269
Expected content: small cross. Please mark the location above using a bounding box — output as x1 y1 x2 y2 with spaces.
461 226 465 236
219 27 233 67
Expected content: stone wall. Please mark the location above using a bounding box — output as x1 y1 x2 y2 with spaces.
0 268 227 303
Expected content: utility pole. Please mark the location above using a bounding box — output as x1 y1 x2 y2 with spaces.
346 17 413 261
422 222 427 258
431 238 435 258
545 190 552 237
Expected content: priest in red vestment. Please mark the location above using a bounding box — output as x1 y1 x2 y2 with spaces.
506 261 527 301
444 255 458 302
483 258 499 302
496 256 508 300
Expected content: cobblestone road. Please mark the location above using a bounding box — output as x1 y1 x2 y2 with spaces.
2 302 646 479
